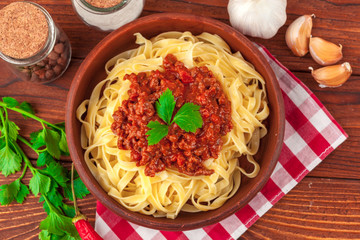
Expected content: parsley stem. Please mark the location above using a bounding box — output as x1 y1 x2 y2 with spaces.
17 135 41 155
0 107 9 147
71 163 80 215
19 165 28 181
0 102 63 131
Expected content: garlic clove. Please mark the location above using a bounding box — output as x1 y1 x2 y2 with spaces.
309 36 343 66
286 14 315 57
309 62 352 88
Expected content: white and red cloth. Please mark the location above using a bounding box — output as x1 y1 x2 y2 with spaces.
94 45 348 240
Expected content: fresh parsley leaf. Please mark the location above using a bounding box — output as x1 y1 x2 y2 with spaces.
30 129 41 143
49 123 69 155
173 103 203 133
7 120 20 141
44 128 61 159
43 162 69 187
39 208 79 238
29 170 51 196
37 151 55 167
19 101 35 118
145 89 203 145
31 129 46 149
0 179 20 205
155 88 176 124
15 180 29 204
2 97 19 108
0 139 5 149
38 182 64 212
0 146 22 177
61 203 75 218
146 121 169 145
40 197 51 215
60 234 79 240
58 131 69 155
64 177 90 201
39 230 52 240
0 179 28 205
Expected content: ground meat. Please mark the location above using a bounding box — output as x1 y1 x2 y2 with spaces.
111 54 232 177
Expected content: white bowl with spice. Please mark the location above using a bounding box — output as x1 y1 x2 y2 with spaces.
0 1 71 84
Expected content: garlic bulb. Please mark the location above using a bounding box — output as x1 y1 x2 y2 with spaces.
228 0 287 39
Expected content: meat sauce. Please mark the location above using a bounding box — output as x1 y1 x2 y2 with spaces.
111 54 232 177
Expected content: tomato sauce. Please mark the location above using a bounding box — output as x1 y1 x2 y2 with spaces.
111 54 232 177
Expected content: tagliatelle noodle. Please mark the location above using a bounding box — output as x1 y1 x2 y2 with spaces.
76 31 269 219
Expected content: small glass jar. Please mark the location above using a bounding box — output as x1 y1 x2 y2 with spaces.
71 0 145 31
0 2 71 84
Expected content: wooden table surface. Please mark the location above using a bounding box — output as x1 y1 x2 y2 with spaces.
1 0 359 239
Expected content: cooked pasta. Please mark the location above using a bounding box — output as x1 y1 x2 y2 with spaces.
76 31 269 219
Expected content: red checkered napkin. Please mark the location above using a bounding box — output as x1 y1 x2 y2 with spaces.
94 45 348 240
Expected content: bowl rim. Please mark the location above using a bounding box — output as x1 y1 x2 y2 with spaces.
65 12 285 231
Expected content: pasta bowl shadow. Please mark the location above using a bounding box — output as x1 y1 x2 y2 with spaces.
66 13 285 231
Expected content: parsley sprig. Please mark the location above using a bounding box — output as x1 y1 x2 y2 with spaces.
0 97 90 240
146 89 203 145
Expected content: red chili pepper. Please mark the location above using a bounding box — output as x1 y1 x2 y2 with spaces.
71 164 103 240
73 214 103 240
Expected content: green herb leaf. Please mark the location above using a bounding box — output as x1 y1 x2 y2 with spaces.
61 203 75 218
31 129 46 149
44 128 61 159
59 131 69 155
60 234 79 240
43 162 69 187
7 120 20 141
2 97 20 108
29 170 51 196
38 182 63 212
39 230 51 240
0 146 22 177
156 88 176 124
0 179 29 205
0 138 5 148
0 179 20 205
146 121 169 145
19 101 35 118
39 208 79 238
37 151 55 167
48 123 69 155
15 181 30 204
40 197 51 215
30 129 41 143
173 103 203 133
63 177 90 201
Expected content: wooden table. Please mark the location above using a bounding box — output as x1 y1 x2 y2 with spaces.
1 0 359 239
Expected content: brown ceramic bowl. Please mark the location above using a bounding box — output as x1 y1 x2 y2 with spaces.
66 13 285 231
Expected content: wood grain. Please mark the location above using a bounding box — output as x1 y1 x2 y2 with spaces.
1 176 359 239
0 0 359 239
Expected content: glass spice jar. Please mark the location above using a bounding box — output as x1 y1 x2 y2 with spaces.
71 0 145 31
0 2 71 84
